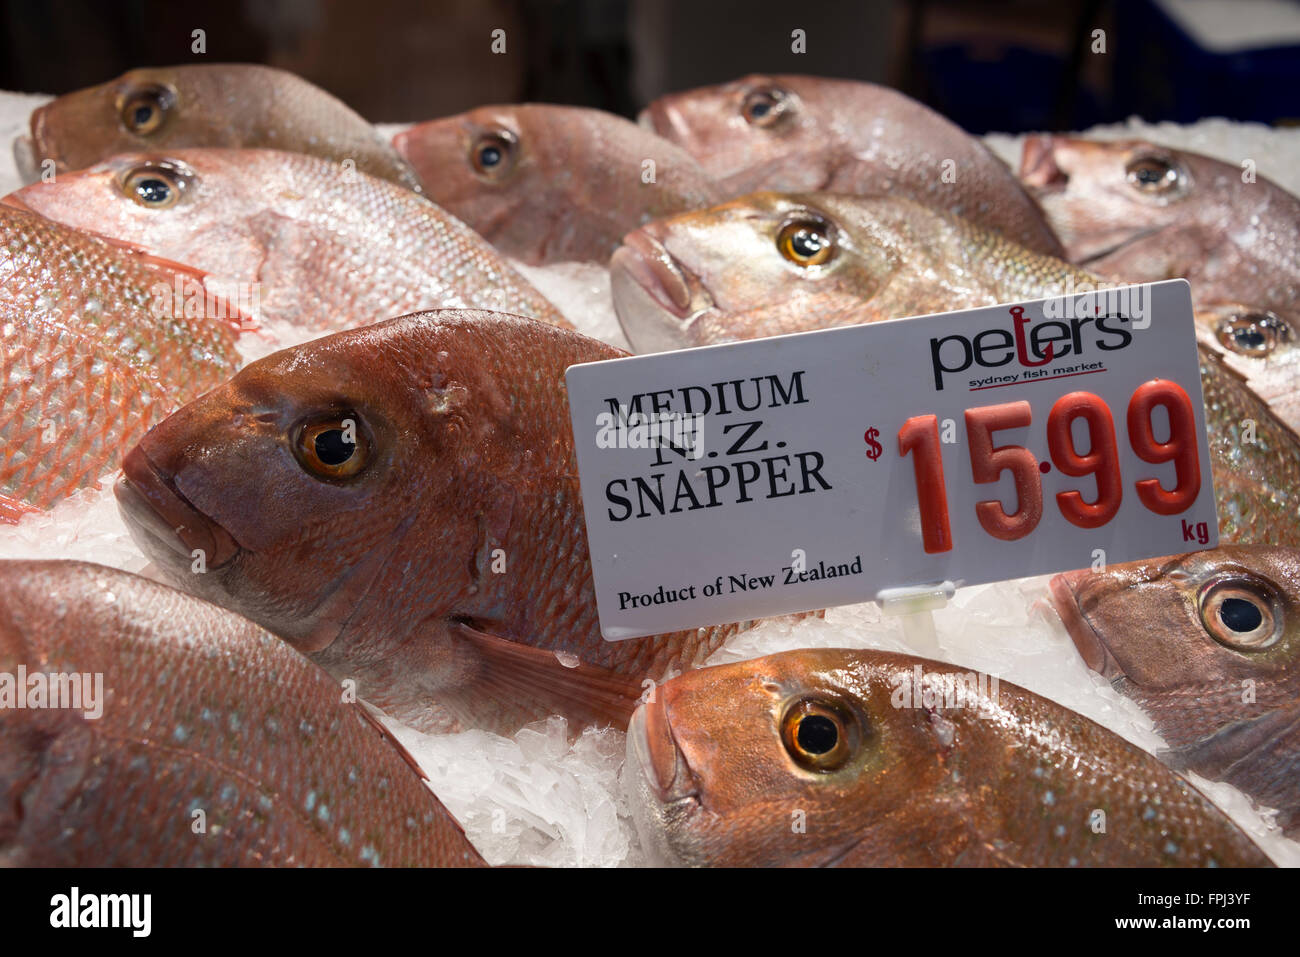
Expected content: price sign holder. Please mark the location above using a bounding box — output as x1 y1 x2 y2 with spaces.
566 280 1216 640
876 581 957 657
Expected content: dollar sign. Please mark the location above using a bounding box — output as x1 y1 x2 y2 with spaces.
864 427 883 461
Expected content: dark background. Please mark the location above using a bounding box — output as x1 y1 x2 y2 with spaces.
1 0 1297 131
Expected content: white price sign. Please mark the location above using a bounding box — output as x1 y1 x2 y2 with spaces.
566 280 1217 639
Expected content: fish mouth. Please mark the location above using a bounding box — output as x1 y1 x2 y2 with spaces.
1019 135 1068 192
609 230 713 353
618 229 693 316
1019 135 1167 262
627 695 699 807
115 445 241 572
1075 225 1166 267
1048 571 1126 681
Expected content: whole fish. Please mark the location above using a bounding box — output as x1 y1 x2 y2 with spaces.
18 63 421 192
0 560 484 866
639 74 1062 255
113 311 754 736
1 204 239 521
1050 545 1300 837
393 104 722 265
4 149 568 332
610 192 1300 548
625 648 1272 866
1021 136 1300 429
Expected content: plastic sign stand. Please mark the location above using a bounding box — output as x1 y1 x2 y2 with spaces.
876 581 957 657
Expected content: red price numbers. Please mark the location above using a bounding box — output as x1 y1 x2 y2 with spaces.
898 384 1201 554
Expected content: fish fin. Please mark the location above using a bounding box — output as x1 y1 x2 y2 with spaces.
1197 340 1300 444
445 620 643 731
352 702 480 852
79 231 252 333
0 494 40 525
1164 702 1300 834
353 701 429 783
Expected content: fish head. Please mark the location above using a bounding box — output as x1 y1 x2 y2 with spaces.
395 105 715 265
27 66 235 174
640 74 839 188
1049 545 1300 691
610 191 898 352
626 649 951 866
1019 135 1197 262
394 106 536 246
114 311 522 656
4 150 272 279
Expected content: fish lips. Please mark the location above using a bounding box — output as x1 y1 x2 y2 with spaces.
115 445 242 574
1048 571 1126 681
1019 135 1068 192
610 230 713 353
627 693 699 807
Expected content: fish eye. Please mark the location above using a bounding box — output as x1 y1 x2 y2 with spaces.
121 164 186 209
741 87 792 128
119 84 175 136
1215 311 1289 358
776 218 835 267
1125 154 1183 195
1198 577 1282 651
469 129 517 178
292 415 371 481
781 698 856 771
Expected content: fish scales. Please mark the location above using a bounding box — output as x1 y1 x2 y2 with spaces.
1 205 238 518
1198 348 1300 546
0 560 484 867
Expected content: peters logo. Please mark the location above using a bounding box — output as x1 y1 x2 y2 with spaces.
928 305 1134 391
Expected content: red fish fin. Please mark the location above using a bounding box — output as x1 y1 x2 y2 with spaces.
0 494 40 524
447 621 643 731
88 232 254 333
353 702 481 854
